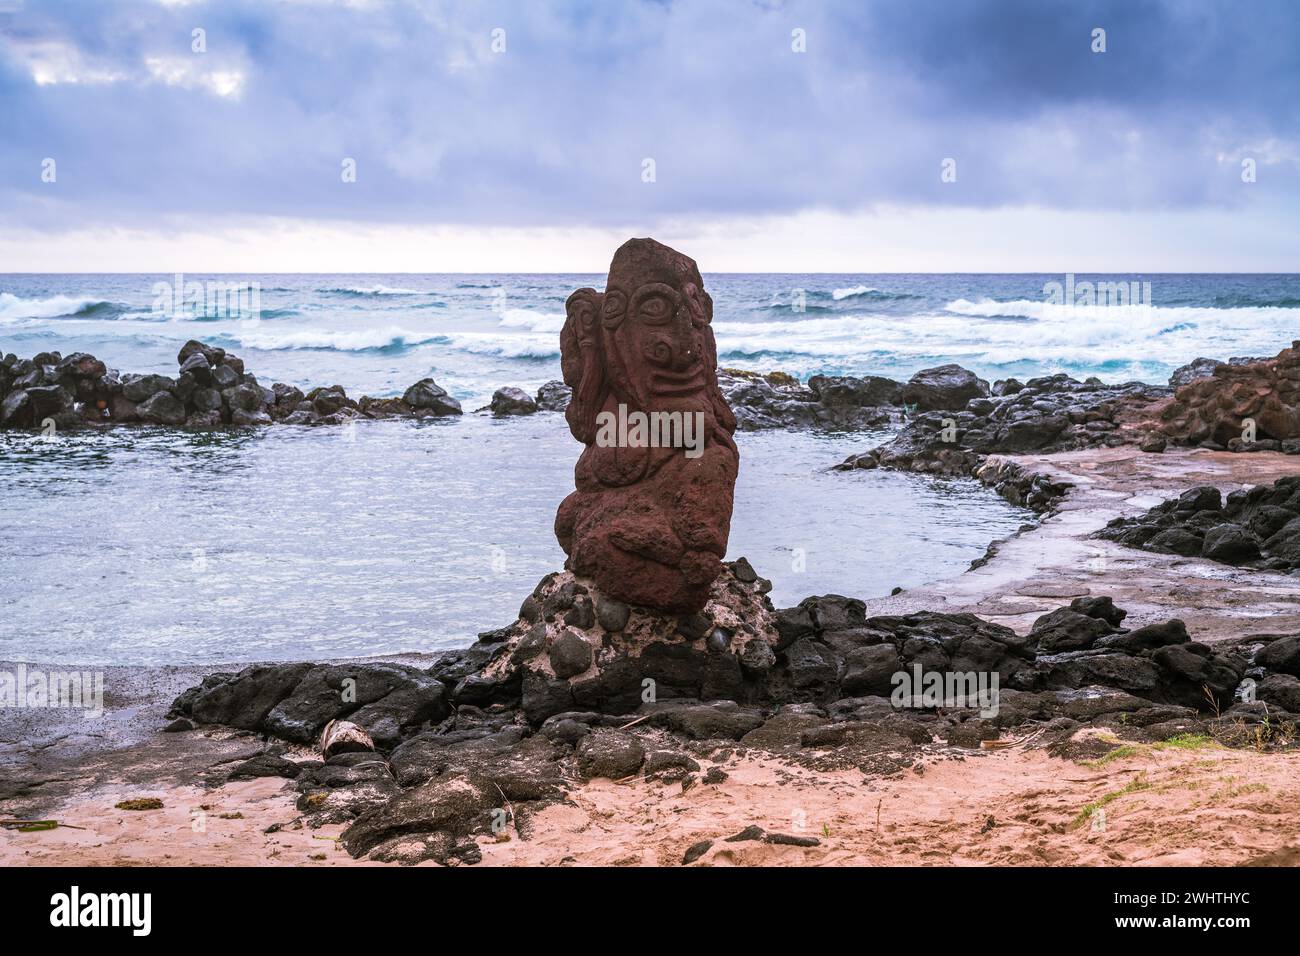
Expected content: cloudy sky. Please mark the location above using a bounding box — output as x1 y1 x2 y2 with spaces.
0 0 1297 272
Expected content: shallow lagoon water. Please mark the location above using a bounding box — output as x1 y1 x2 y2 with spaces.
0 415 1029 665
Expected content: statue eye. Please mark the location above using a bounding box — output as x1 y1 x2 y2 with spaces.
639 295 672 324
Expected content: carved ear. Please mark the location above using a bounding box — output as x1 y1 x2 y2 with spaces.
681 282 712 328
561 288 606 443
601 288 627 330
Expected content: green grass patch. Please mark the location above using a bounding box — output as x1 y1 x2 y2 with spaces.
1083 745 1142 768
1071 776 1152 830
1083 733 1218 769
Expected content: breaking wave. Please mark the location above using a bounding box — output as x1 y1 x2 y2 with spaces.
831 285 878 300
943 297 1299 324
496 309 565 333
219 325 559 360
318 285 423 297
0 293 124 323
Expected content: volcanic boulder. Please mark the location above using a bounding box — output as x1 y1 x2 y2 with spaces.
1161 341 1300 446
901 364 990 411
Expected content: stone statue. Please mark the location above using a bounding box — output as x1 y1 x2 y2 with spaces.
554 238 739 613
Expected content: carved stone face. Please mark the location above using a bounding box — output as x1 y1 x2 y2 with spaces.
602 247 715 415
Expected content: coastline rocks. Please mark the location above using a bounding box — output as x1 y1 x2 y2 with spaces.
169 575 1300 864
1028 602 1121 653
0 343 475 432
1097 476 1300 573
479 561 779 723
900 364 989 411
1257 674 1300 712
417 562 1263 725
1203 524 1262 562
1160 342 1300 448
575 731 645 779
534 380 571 411
0 389 32 426
122 373 177 402
178 351 213 384
338 772 497 859
649 700 765 740
981 460 1073 513
716 368 900 431
25 385 74 422
309 385 350 416
1164 356 1268 390
487 387 538 416
56 352 107 380
547 628 593 678
183 664 311 730
212 365 239 389
1257 637 1300 677
227 751 310 781
402 379 463 416
137 390 187 425
810 373 903 409
834 372 1170 501
169 661 451 749
1169 357 1225 389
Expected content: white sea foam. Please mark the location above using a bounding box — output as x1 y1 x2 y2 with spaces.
0 293 109 322
831 285 879 300
710 300 1299 376
223 324 560 359
943 297 1295 324
323 285 422 296
229 326 442 351
497 309 566 333
445 331 560 359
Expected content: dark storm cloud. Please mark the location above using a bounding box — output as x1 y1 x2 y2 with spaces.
0 0 1295 232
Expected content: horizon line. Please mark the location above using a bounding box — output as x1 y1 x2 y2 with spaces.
4 271 1299 277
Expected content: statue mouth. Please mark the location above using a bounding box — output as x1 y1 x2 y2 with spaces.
649 367 705 396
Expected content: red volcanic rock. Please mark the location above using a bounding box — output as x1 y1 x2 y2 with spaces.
554 239 739 614
1161 341 1300 446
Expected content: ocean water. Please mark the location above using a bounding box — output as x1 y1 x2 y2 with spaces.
2 273 1296 665
3 273 1299 405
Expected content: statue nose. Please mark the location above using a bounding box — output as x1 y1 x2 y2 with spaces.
669 312 698 371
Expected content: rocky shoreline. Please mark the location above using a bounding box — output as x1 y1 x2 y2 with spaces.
0 341 572 431
828 345 1300 514
10 340 1298 460
145 548 1299 866
0 343 988 436
1097 477 1300 573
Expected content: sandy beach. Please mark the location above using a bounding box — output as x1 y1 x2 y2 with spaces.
6 728 1299 868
